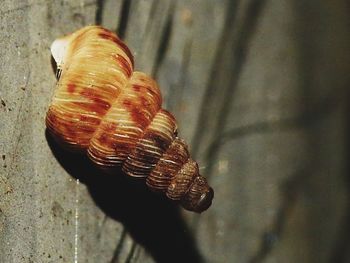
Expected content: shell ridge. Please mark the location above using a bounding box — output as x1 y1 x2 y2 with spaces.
121 109 174 178
146 138 189 192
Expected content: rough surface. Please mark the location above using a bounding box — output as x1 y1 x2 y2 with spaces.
1 0 350 263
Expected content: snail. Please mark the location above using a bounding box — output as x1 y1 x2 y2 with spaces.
46 26 213 213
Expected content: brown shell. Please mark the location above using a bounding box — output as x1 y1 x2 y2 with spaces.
46 26 213 213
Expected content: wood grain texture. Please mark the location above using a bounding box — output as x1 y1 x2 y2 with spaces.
1 0 350 262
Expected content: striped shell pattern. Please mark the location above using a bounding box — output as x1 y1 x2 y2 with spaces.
46 26 213 213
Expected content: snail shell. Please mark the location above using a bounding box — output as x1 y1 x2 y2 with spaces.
46 26 213 213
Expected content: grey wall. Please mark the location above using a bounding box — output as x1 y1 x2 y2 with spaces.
1 0 349 262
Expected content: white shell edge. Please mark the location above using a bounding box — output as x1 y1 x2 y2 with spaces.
50 38 70 67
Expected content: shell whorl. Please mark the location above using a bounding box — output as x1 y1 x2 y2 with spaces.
46 26 213 213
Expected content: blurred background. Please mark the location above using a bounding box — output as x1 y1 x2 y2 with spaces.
1 0 349 262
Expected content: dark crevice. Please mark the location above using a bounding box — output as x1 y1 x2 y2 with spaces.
116 0 131 39
165 38 192 114
148 0 158 20
110 228 127 263
191 0 239 158
142 0 159 46
51 56 62 80
95 0 104 25
152 10 174 77
125 242 137 263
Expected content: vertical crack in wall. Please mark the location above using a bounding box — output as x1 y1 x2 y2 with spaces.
152 9 174 78
165 37 192 114
191 0 239 159
95 0 104 25
125 242 137 263
110 228 127 263
116 0 131 38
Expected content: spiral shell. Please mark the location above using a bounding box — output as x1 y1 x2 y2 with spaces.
46 26 213 213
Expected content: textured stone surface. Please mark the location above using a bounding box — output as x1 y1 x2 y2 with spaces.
1 0 350 262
